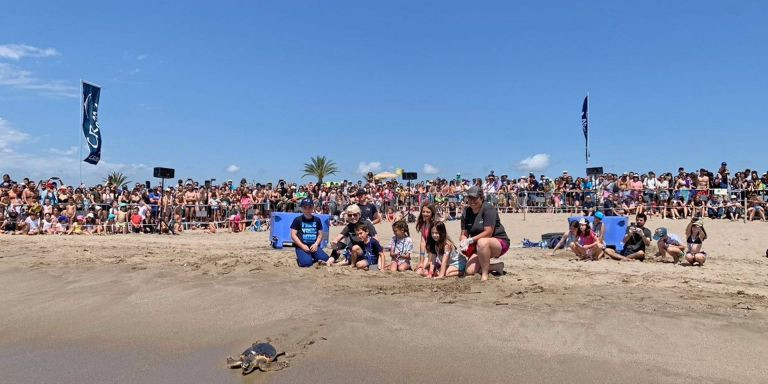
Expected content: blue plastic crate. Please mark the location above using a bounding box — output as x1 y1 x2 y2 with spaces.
270 212 331 249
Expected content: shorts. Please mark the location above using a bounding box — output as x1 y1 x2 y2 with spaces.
392 256 411 266
461 238 510 257
498 238 510 256
450 258 467 272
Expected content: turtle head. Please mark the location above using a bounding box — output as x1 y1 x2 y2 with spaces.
241 353 258 375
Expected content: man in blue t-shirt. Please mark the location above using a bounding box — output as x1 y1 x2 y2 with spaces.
290 199 330 267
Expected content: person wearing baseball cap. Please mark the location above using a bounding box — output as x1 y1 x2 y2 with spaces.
652 227 684 263
459 185 509 281
290 199 330 267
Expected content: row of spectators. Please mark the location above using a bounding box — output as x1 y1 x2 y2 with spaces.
2 163 767 234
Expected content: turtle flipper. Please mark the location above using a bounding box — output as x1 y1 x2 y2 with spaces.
258 359 289 372
226 356 242 369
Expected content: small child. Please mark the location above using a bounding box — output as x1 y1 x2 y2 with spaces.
388 220 413 272
574 218 601 260
68 216 85 235
350 222 383 271
173 214 184 234
130 208 143 233
250 212 264 232
429 221 466 278
229 212 242 233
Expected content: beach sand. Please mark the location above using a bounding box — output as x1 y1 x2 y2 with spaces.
1 214 767 383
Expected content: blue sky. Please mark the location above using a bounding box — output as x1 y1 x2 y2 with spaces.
1 0 766 185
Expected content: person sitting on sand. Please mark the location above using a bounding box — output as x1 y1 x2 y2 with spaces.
604 213 652 261
68 215 85 235
330 204 377 264
652 227 684 263
685 217 708 266
459 186 508 281
24 211 41 235
349 223 383 271
414 204 437 276
130 207 143 233
429 221 466 278
387 220 413 272
290 199 331 267
551 220 579 256
592 211 606 251
574 218 601 260
746 194 766 222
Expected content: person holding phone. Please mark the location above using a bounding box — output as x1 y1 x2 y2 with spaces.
604 213 652 261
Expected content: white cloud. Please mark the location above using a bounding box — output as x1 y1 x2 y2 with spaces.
516 153 551 173
423 163 440 175
0 62 78 98
0 117 146 184
0 117 30 150
226 164 240 173
0 44 59 60
49 146 78 156
357 161 381 174
136 54 149 61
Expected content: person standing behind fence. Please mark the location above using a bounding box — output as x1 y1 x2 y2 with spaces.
290 199 330 267
459 186 508 281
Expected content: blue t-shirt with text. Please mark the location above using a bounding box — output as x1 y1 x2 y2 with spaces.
290 215 323 246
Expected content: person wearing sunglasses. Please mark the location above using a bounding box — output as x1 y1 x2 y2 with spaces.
330 204 377 265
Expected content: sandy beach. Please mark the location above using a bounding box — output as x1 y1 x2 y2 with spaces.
2 214 767 383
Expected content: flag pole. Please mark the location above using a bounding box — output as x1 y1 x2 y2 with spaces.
586 91 590 168
79 80 83 187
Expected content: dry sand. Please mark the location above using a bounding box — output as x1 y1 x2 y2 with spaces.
1 214 767 383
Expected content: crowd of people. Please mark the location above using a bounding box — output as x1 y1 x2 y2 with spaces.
4 164 764 276
1 162 766 236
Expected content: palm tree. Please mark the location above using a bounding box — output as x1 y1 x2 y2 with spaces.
104 171 130 188
302 156 339 184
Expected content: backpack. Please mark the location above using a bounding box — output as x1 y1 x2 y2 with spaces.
547 236 562 249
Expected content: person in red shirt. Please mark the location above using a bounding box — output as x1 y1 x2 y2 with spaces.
130 207 143 233
574 218 601 260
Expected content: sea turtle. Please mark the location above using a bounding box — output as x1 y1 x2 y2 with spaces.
226 342 288 375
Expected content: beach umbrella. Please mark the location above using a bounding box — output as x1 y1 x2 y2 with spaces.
374 172 398 180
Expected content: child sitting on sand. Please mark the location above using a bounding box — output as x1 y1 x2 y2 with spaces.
173 214 184 234
428 221 466 278
574 218 601 260
350 223 383 271
387 220 413 272
685 218 707 266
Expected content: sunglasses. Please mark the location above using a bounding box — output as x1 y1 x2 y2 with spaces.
348 213 360 217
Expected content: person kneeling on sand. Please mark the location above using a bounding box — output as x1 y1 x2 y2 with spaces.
652 227 684 263
684 217 707 266
429 221 466 278
604 213 651 261
349 223 383 271
551 220 579 256
290 199 331 267
459 186 508 281
330 204 377 265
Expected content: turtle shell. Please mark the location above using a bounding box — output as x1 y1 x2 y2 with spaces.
245 343 277 360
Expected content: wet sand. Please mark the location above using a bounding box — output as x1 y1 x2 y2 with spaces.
1 214 767 383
